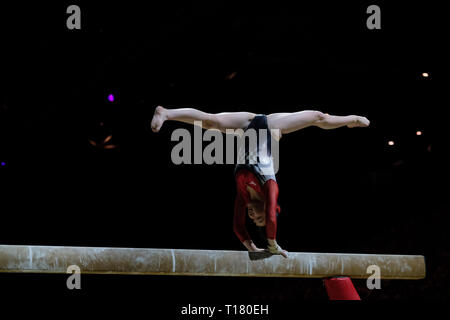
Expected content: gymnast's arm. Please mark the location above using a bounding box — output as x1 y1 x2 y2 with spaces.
264 180 288 258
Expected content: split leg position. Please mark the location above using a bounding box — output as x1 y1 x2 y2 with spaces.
151 106 369 257
151 106 369 135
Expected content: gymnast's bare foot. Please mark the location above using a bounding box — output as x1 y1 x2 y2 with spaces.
347 116 370 128
151 106 168 132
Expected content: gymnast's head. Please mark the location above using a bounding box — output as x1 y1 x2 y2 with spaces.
247 200 266 227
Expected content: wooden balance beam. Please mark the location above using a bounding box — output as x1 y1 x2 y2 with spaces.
0 245 425 279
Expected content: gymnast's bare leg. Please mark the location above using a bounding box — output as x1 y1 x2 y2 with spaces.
151 105 369 136
151 106 256 133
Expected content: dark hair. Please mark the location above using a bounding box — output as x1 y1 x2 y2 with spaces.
245 211 268 247
256 226 269 247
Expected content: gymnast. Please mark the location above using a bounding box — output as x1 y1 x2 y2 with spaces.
151 106 370 258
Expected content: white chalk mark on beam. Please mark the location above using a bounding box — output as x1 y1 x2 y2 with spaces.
171 249 175 273
28 246 33 270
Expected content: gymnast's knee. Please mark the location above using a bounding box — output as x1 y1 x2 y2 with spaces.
312 111 326 122
203 113 219 130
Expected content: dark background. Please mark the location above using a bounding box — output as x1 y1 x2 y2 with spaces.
0 0 448 315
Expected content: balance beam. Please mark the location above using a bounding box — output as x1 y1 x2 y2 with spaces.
0 245 425 279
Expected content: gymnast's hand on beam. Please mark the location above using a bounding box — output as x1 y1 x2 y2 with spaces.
267 239 289 259
250 247 267 253
243 239 265 253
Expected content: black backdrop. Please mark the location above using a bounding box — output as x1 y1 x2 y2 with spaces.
0 0 448 316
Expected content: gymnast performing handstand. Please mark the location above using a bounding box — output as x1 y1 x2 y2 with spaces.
151 106 370 258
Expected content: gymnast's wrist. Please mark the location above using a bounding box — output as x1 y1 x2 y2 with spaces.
243 240 256 251
267 239 280 253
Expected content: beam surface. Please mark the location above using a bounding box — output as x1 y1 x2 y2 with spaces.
0 245 425 279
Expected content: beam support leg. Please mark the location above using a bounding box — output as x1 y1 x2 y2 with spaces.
323 277 361 300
